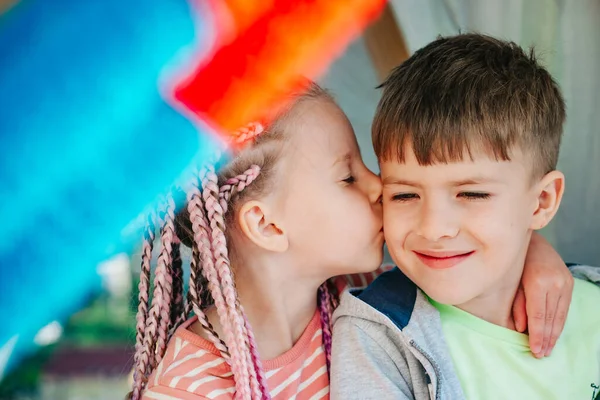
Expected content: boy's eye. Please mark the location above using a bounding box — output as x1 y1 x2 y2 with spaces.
458 192 491 200
342 175 356 185
391 193 419 202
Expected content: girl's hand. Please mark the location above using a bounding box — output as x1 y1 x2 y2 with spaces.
513 232 574 358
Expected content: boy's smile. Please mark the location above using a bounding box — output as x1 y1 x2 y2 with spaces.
413 249 476 270
378 142 562 327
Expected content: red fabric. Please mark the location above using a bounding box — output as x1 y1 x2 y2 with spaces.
174 0 385 142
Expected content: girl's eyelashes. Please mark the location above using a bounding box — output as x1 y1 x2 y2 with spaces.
342 175 356 185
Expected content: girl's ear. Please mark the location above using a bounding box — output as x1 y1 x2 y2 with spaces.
238 200 288 252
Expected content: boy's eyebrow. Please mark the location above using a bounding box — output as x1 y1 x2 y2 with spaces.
449 177 503 186
382 176 502 186
382 177 421 187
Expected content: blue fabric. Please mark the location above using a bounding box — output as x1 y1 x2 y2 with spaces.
357 263 583 332
0 0 219 377
358 268 418 330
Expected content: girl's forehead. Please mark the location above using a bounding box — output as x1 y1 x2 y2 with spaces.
288 100 357 156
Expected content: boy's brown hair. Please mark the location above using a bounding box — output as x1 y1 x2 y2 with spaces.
372 33 566 177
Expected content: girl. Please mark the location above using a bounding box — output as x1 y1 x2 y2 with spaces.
131 80 574 400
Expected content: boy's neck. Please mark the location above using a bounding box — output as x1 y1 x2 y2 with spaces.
454 260 525 330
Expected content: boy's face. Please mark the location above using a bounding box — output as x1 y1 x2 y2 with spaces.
380 144 561 306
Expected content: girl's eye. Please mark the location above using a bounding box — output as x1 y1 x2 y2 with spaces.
458 192 491 200
342 175 356 185
391 193 419 202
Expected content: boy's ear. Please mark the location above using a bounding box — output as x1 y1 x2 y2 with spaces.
530 170 565 230
237 200 288 252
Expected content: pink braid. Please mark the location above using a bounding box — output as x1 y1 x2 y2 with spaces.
243 312 271 399
240 309 263 400
145 198 175 368
318 284 333 374
131 213 155 400
329 280 340 309
216 164 268 399
230 122 264 145
135 196 175 397
189 242 229 356
219 165 261 209
203 163 253 399
152 195 176 366
170 235 185 328
186 169 233 358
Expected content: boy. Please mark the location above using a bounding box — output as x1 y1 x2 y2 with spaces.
330 34 600 399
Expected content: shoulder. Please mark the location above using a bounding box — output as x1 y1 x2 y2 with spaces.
568 263 600 285
333 270 421 351
357 268 418 329
146 321 233 397
561 278 600 339
143 385 213 399
333 268 418 329
573 277 600 309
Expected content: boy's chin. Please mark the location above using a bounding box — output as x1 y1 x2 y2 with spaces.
422 284 479 306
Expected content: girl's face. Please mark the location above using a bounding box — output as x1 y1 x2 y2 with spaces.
275 99 384 279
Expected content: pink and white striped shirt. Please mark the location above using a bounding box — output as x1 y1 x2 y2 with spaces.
143 268 393 400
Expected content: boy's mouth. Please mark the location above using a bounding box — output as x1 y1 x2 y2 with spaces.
413 250 475 270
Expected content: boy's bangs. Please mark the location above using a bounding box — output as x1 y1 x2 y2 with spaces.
374 116 518 166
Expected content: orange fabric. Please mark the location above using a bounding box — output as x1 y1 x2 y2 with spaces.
144 311 329 400
143 269 393 399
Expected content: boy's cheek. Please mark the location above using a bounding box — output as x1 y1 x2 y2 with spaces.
383 215 411 243
382 235 405 263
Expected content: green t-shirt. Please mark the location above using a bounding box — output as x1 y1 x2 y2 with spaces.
430 279 600 400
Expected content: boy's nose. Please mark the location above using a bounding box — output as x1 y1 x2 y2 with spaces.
415 202 459 241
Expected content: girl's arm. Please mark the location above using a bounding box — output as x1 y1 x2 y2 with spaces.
517 232 599 358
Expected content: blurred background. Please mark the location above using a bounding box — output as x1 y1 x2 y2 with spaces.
1 0 598 398
323 0 600 267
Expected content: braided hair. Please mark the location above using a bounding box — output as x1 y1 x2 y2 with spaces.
130 80 340 399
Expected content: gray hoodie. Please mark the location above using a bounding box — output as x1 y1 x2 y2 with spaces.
330 264 600 400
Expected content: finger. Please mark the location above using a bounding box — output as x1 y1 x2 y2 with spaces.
512 286 527 333
539 291 560 357
526 292 546 357
545 294 567 357
545 276 573 356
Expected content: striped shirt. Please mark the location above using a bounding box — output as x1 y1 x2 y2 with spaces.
143 268 393 400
